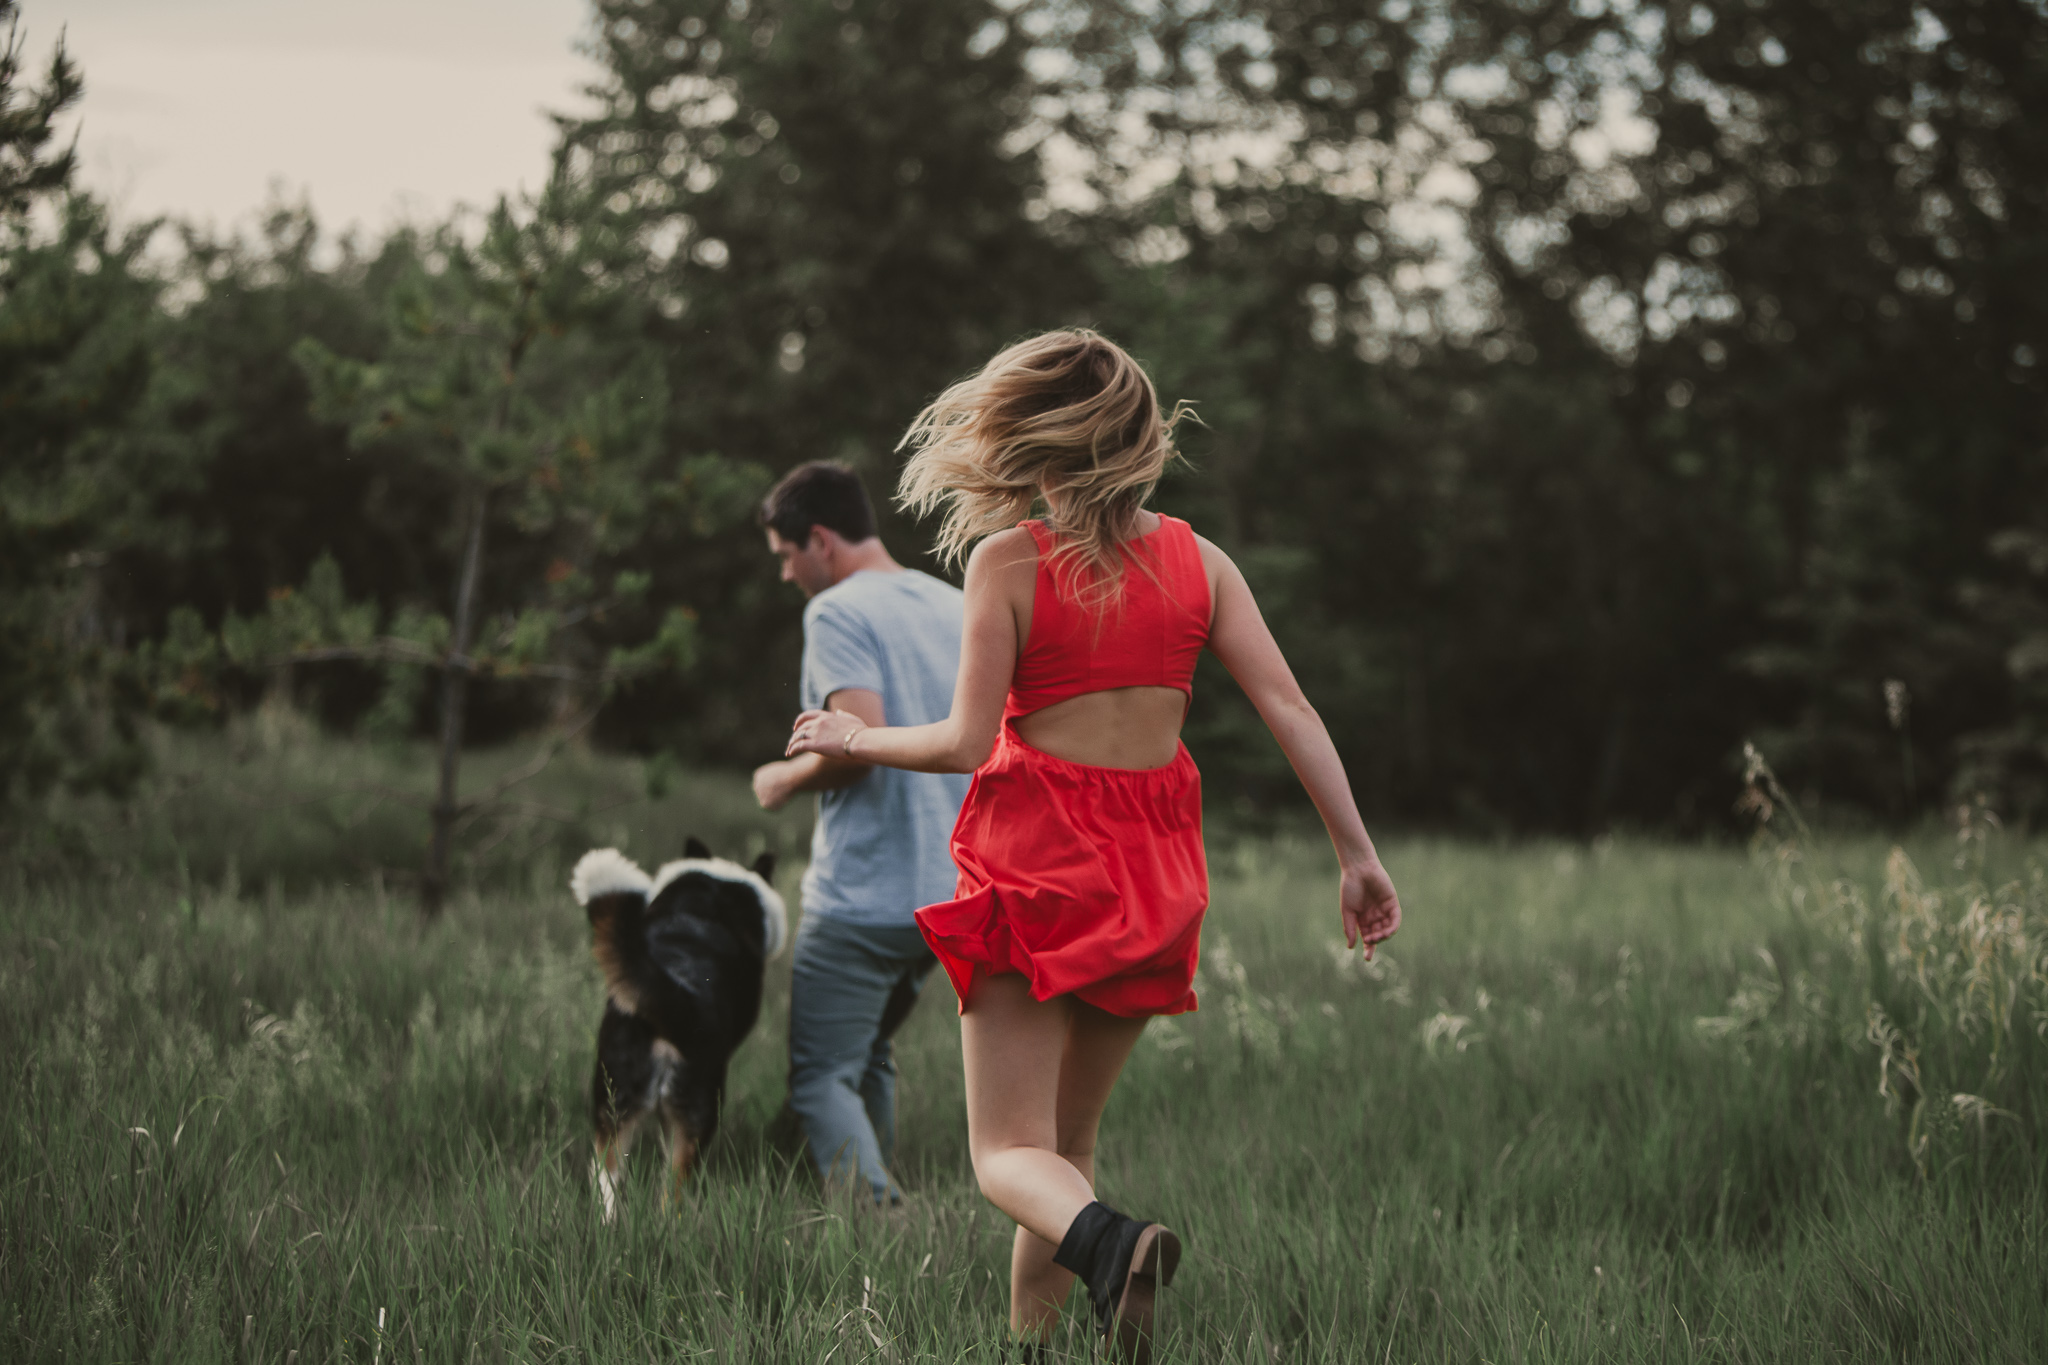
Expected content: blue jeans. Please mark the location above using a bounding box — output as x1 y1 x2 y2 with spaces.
786 914 937 1202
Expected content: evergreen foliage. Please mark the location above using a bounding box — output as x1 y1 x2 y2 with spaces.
3 0 2047 830
0 196 163 803
0 0 79 215
557 0 1084 757
282 176 758 908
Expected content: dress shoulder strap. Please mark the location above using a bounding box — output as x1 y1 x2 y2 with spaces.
1151 514 1201 570
1150 514 1212 623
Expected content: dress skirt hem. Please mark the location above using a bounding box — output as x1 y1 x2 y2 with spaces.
914 727 1209 1019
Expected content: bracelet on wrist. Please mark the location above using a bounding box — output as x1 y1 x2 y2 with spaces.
841 728 859 759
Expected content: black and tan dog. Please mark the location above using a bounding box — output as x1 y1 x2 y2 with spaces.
570 838 786 1218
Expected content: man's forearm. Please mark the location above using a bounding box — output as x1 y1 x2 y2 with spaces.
776 752 871 795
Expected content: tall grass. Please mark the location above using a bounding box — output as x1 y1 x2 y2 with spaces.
2 730 2042 1361
1707 747 2047 1190
12 707 794 896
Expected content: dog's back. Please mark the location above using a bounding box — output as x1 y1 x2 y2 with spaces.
571 841 785 1215
639 862 783 1047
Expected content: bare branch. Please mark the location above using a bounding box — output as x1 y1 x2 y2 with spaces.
268 639 607 684
273 639 442 667
467 707 602 811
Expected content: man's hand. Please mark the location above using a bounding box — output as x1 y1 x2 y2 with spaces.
753 760 800 812
755 689 885 811
755 690 886 811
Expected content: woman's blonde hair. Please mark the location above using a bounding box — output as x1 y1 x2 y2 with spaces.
896 329 1190 607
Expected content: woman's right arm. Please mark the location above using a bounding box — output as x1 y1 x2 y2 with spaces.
1199 537 1402 955
784 531 1032 774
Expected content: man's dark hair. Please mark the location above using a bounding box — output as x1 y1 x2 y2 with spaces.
759 461 878 545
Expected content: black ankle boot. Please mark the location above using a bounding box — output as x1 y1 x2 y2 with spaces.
1051 1200 1182 1361
1053 1201 1144 1333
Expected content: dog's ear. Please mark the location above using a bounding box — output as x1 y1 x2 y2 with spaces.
684 836 713 860
752 850 777 884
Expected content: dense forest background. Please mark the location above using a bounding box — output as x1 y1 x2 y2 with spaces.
5 0 2046 840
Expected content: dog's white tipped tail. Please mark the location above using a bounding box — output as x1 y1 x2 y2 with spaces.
759 885 789 959
570 848 652 905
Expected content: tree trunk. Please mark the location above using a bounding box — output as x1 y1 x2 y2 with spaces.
422 488 489 915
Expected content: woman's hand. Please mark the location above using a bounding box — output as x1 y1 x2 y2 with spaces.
1341 858 1402 959
786 707 869 759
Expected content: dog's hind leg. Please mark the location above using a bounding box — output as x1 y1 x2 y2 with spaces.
592 1006 658 1223
593 1113 644 1225
659 1064 725 1209
659 1108 699 1211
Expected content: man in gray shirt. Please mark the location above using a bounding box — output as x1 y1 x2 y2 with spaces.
751 462 968 1204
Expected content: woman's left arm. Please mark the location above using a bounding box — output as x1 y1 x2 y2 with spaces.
1200 536 1402 954
785 532 1029 774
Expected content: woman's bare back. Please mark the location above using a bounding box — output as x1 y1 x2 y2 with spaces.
1013 685 1189 770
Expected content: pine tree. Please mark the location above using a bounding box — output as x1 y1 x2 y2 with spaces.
566 0 1076 473
0 12 165 807
0 0 80 216
285 175 733 911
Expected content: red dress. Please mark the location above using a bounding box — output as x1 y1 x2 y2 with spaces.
915 515 1213 1017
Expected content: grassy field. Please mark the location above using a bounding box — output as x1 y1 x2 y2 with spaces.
3 722 2043 1362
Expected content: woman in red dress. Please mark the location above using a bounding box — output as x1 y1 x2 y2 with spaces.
786 330 1402 1361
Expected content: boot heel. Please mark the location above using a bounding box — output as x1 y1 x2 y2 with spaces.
1150 1226 1181 1289
1112 1224 1181 1365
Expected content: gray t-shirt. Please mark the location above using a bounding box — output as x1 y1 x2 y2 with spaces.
799 569 971 925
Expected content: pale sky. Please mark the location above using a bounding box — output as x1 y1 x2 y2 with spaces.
22 0 603 236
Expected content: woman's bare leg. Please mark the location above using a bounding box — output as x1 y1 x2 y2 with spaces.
961 973 1147 1338
1010 999 1150 1338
